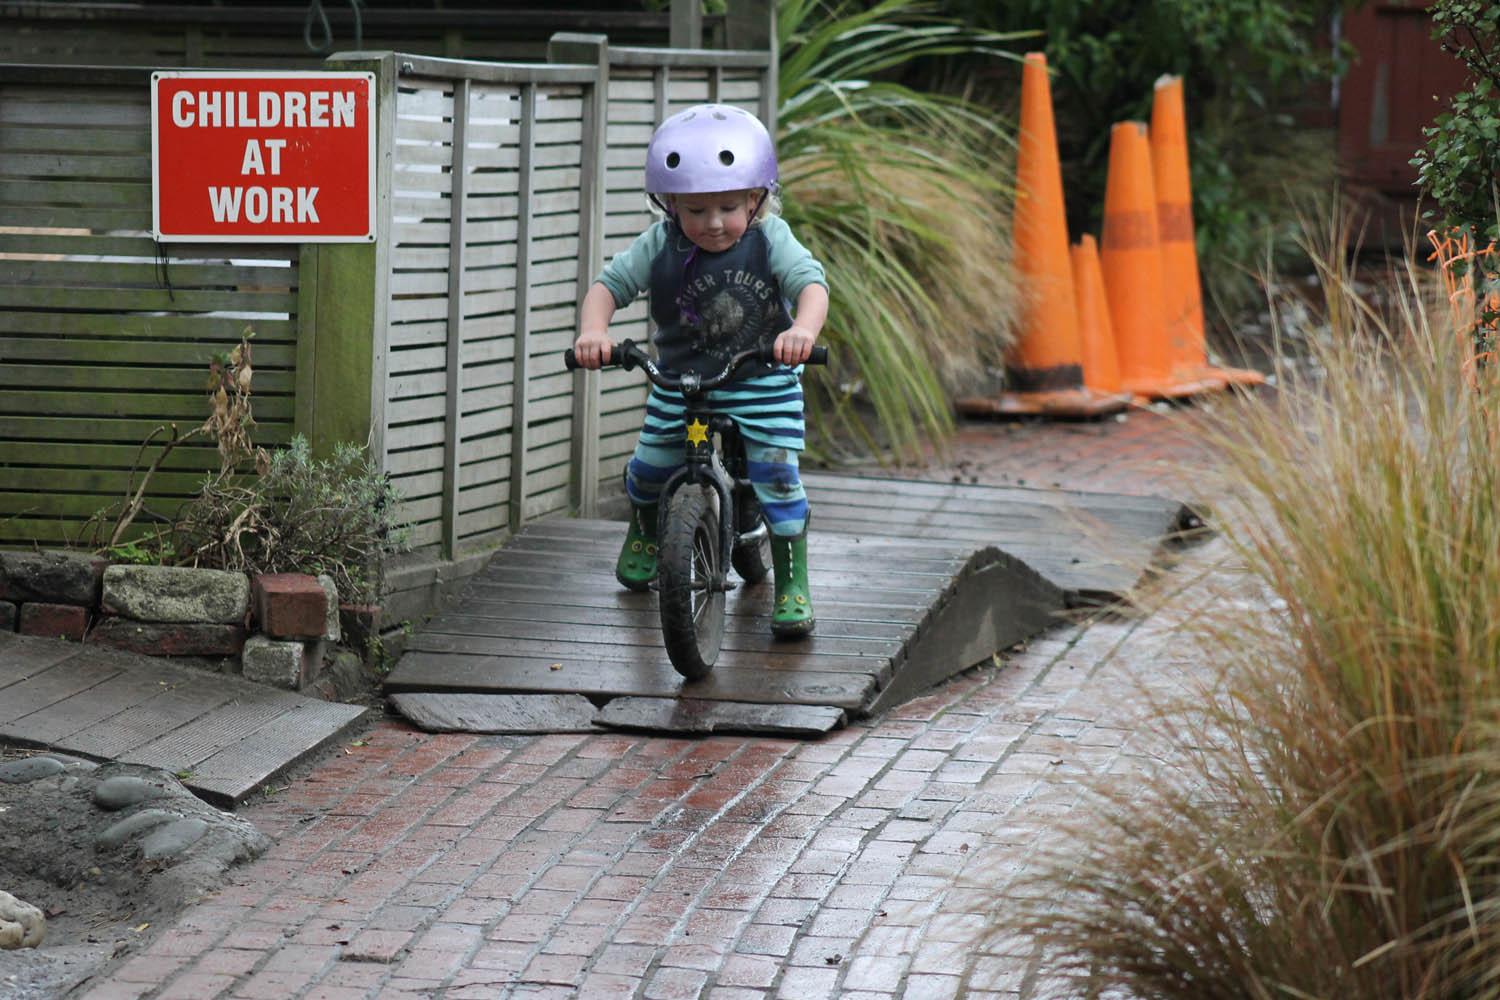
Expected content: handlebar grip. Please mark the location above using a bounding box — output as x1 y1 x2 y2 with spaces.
564 345 620 370
807 345 828 366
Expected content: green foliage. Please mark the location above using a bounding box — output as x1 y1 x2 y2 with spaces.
1413 0 1500 348
936 0 1345 323
172 436 408 602
775 0 1031 461
991 229 1500 994
106 538 175 566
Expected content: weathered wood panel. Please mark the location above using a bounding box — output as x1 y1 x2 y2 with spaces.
0 632 367 806
0 73 298 549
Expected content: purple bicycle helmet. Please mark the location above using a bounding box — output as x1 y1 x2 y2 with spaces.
645 104 777 195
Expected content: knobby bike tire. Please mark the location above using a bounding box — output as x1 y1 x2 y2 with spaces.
730 491 772 585
658 486 725 680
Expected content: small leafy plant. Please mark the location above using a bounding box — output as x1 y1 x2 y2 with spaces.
172 436 408 603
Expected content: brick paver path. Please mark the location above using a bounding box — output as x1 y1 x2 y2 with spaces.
78 409 1225 1000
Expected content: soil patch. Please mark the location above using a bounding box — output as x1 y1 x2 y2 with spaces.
0 747 268 999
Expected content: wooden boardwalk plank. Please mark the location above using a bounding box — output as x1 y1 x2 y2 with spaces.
0 631 85 687
1 658 174 744
0 656 123 726
391 693 600 735
386 651 876 710
0 637 369 807
62 670 243 760
596 697 845 738
384 469 1191 732
184 700 368 806
415 615 905 659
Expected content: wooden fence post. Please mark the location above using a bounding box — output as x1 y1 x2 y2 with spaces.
507 82 538 533
441 78 472 559
297 51 396 462
725 0 777 133
549 32 608 518
670 0 703 50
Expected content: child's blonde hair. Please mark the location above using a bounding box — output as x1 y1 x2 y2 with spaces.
657 187 781 224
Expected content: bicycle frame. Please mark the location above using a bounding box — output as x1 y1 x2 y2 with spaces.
655 396 739 594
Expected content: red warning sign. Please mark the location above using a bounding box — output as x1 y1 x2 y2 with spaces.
152 71 375 243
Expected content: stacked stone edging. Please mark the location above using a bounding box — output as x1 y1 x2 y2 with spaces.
0 551 361 695
0 550 106 642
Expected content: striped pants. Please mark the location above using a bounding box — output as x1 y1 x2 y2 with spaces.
625 372 809 537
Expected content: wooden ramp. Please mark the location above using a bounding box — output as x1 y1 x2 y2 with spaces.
385 475 1195 736
802 472 1199 603
0 632 368 806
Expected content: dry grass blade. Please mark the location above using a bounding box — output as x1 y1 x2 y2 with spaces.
984 212 1500 998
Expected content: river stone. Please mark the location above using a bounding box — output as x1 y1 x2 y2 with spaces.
0 889 45 949
140 817 209 860
0 550 100 605
101 565 250 624
96 809 178 850
0 757 66 784
93 774 173 811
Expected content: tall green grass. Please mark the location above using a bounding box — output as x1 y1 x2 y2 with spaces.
776 0 1029 461
990 227 1500 997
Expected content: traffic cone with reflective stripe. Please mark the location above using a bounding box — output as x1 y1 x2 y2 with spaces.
1071 234 1124 395
1151 75 1263 389
1101 121 1223 400
957 53 1129 419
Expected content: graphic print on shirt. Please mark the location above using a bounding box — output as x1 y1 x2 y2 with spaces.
650 225 794 378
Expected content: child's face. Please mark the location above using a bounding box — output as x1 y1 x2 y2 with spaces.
672 190 755 253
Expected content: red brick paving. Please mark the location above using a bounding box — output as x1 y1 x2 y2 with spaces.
75 409 1226 999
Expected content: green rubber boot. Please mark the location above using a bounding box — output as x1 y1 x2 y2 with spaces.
615 503 659 591
769 532 815 638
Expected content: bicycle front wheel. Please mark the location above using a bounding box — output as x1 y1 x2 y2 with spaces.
658 486 726 681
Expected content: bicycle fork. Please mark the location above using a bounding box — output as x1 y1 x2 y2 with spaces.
658 403 740 594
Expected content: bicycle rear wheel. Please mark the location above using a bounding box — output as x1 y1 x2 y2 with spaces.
730 489 772 584
658 486 725 680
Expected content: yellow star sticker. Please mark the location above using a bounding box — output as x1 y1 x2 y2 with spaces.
685 418 709 446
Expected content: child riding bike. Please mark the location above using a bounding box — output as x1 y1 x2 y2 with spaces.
571 103 829 637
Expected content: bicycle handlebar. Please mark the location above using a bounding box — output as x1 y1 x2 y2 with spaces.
564 340 827 392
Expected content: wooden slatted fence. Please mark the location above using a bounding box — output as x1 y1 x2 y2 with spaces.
0 4 703 68
0 65 299 548
319 39 771 620
1 13 778 628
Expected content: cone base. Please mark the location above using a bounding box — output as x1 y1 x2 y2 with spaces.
957 387 1134 420
1122 373 1226 401
1202 364 1265 388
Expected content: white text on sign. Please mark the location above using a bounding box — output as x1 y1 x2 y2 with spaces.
170 89 358 129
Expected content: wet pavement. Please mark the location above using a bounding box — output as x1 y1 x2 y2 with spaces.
71 407 1225 999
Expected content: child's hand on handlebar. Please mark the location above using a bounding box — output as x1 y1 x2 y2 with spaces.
773 325 819 366
572 330 615 370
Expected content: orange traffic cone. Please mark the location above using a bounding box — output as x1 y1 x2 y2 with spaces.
1071 234 1124 395
957 53 1130 419
1100 121 1222 400
1151 75 1263 389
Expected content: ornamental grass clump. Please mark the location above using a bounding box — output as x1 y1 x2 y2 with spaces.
991 236 1500 997
776 0 1028 461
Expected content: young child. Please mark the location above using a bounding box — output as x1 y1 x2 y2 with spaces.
571 103 828 638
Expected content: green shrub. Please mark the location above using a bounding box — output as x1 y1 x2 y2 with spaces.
989 226 1500 995
1413 0 1500 354
172 436 408 602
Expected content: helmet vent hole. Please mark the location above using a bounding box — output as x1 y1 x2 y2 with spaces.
666 152 681 169
719 150 735 166
713 110 728 120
